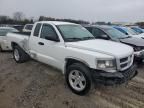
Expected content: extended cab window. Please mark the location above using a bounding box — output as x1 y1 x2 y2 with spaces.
33 23 42 37
93 28 107 38
40 24 58 40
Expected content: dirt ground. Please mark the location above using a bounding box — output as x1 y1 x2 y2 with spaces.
0 52 144 108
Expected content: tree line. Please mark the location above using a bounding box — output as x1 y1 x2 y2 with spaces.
0 12 144 28
0 12 90 25
0 12 34 25
136 22 144 28
38 16 90 24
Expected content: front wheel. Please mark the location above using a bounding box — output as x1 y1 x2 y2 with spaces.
65 63 92 96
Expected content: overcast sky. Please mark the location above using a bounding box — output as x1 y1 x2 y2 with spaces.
0 0 144 22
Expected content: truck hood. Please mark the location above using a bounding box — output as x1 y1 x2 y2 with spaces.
120 37 144 47
65 39 133 58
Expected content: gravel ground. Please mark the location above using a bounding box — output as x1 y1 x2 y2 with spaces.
0 52 144 108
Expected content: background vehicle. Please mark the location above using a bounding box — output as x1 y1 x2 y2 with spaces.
114 26 144 39
23 24 33 32
130 26 144 34
113 26 138 35
7 21 137 95
0 27 18 51
85 25 144 62
13 25 24 32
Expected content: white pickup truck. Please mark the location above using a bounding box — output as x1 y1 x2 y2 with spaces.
7 21 137 95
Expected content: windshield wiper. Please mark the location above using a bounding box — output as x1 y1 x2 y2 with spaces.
82 37 95 40
66 37 82 42
119 36 131 39
65 36 95 42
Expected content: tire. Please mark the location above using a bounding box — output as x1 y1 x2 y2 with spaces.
0 45 3 52
13 45 30 63
65 63 92 96
136 59 143 65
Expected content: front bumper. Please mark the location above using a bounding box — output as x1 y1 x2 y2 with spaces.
91 64 138 86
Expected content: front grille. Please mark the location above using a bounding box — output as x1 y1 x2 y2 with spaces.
120 57 128 63
120 63 128 68
119 55 133 71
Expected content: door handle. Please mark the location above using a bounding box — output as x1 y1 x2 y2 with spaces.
38 42 44 45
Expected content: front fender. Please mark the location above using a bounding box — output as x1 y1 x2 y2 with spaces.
63 57 92 74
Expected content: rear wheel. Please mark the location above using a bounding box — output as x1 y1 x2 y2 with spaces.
65 63 92 96
0 46 3 52
13 45 30 63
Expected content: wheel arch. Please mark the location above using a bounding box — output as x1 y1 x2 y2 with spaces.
11 42 19 50
0 44 2 51
64 57 90 74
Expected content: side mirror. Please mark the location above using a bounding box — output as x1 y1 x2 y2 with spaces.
100 34 109 39
45 36 60 42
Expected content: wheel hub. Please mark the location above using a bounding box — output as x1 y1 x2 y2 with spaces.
69 70 86 91
14 49 20 61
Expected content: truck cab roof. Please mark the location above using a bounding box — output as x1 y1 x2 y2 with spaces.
36 21 77 25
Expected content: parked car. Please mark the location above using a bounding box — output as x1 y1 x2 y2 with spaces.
0 27 19 51
7 21 137 95
130 26 144 34
114 26 138 35
13 25 24 32
113 26 144 39
23 24 33 32
84 25 144 62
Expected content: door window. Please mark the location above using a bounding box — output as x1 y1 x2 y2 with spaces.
33 23 42 37
93 28 107 38
40 24 58 40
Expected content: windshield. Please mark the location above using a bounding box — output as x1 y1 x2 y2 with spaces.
57 25 95 42
123 27 138 35
104 28 129 39
0 28 18 36
132 27 143 34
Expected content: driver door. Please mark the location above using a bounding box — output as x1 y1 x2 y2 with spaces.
36 24 62 69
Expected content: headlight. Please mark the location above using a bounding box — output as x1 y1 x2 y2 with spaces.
134 47 142 51
97 60 116 70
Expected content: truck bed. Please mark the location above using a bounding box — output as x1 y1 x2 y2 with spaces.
13 32 31 36
7 32 30 52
